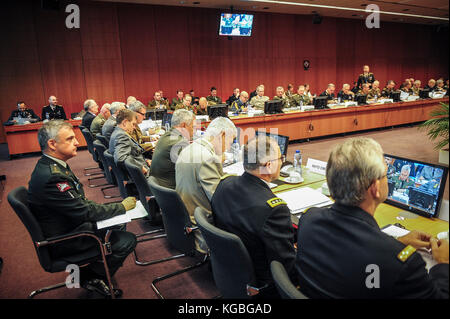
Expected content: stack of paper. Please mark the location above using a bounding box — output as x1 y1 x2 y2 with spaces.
223 162 245 176
97 200 148 229
277 187 333 214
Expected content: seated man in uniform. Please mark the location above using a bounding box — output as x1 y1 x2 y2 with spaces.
230 91 249 113
206 86 222 106
319 83 336 103
295 137 449 299
5 101 40 124
175 94 193 111
249 85 269 110
148 91 169 110
391 164 415 194
273 86 290 109
292 85 311 106
176 117 237 254
382 80 396 97
151 109 195 189
125 96 136 109
435 79 447 93
194 97 209 115
226 88 240 106
128 100 158 156
400 80 413 94
357 83 371 96
412 80 422 95
28 120 137 298
109 109 151 177
171 90 184 110
81 99 99 130
424 79 437 92
90 103 111 138
42 96 67 120
211 135 296 298
190 89 200 107
337 84 355 102
102 102 126 142
367 80 381 99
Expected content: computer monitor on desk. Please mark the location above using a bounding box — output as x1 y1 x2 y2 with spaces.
207 104 228 120
355 94 368 105
146 109 167 121
419 88 430 99
264 100 283 114
384 154 448 218
254 131 289 159
389 91 401 102
313 96 329 109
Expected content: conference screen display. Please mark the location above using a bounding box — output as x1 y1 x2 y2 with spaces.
219 13 254 36
384 154 448 218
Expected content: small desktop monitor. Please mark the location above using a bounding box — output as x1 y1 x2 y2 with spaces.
255 131 289 158
390 91 401 102
313 96 329 109
355 94 368 105
419 88 430 99
219 13 254 37
384 154 448 218
162 112 173 128
264 100 283 114
146 109 167 121
208 104 228 120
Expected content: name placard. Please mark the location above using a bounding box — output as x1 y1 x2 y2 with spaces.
306 158 327 176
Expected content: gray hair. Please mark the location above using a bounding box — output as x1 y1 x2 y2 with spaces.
171 109 195 127
328 83 335 89
257 85 264 93
326 137 385 206
204 117 237 138
401 165 411 174
38 120 73 151
83 99 96 111
243 135 279 172
128 100 146 113
110 102 125 115
436 79 444 85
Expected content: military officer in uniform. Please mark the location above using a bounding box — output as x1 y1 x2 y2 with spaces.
175 94 193 111
357 83 371 96
424 79 437 92
412 80 422 95
382 80 396 97
230 91 249 113
148 91 169 110
194 97 209 115
81 99 99 130
226 88 240 106
400 80 413 94
295 137 449 299
319 83 336 103
6 101 40 124
273 86 290 109
356 65 375 89
390 164 415 194
42 96 67 120
129 101 158 156
171 90 184 110
206 87 222 106
292 85 311 106
367 80 381 99
90 103 111 138
337 84 355 102
211 135 296 298
249 85 269 110
28 120 137 298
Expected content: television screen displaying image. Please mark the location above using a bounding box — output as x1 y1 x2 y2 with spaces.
384 154 448 218
219 13 254 36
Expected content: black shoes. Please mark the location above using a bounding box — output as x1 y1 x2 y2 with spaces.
81 278 123 299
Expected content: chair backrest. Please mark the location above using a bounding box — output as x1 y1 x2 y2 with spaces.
104 150 128 198
124 159 152 217
7 186 53 272
96 134 109 149
194 206 257 299
93 140 114 185
147 176 194 254
270 260 308 299
81 128 98 162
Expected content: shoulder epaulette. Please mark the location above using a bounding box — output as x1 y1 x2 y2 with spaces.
397 245 416 263
50 163 63 175
266 197 287 208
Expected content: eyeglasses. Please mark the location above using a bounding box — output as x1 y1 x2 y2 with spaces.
137 111 146 116
264 155 285 165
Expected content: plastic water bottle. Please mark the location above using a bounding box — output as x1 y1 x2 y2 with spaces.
231 138 240 163
293 150 302 177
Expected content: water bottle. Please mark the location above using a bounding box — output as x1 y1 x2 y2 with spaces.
293 150 302 177
374 94 378 102
231 138 240 163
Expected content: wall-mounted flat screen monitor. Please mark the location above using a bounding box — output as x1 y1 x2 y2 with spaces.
384 154 448 218
219 13 254 36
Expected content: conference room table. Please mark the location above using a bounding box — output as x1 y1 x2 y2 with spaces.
276 168 449 237
3 119 86 158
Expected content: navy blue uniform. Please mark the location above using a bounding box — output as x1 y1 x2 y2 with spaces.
42 104 67 120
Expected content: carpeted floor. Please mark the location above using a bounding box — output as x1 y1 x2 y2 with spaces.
0 124 447 299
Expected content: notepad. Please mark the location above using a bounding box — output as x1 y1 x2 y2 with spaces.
277 187 333 215
97 200 148 229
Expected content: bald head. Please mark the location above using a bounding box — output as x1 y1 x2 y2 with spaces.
240 91 249 103
48 96 58 106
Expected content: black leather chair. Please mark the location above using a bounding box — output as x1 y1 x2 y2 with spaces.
147 176 208 299
92 140 120 199
80 128 106 183
194 206 266 299
103 150 130 199
7 186 116 298
124 159 161 225
96 134 109 149
270 260 308 299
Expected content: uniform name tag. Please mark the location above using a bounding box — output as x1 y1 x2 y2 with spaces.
56 182 71 192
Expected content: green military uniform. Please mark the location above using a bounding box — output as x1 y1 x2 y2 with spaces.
130 126 154 155
291 93 311 106
27 155 137 279
206 95 222 106
171 97 183 110
391 175 415 193
368 88 381 99
273 95 290 109
90 113 106 138
411 87 421 96
249 95 269 110
194 105 208 115
174 103 193 111
285 91 296 106
147 99 169 110
150 128 188 189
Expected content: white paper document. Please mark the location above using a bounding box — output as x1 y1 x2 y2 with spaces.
223 162 245 176
381 225 410 238
97 200 148 229
277 187 333 214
